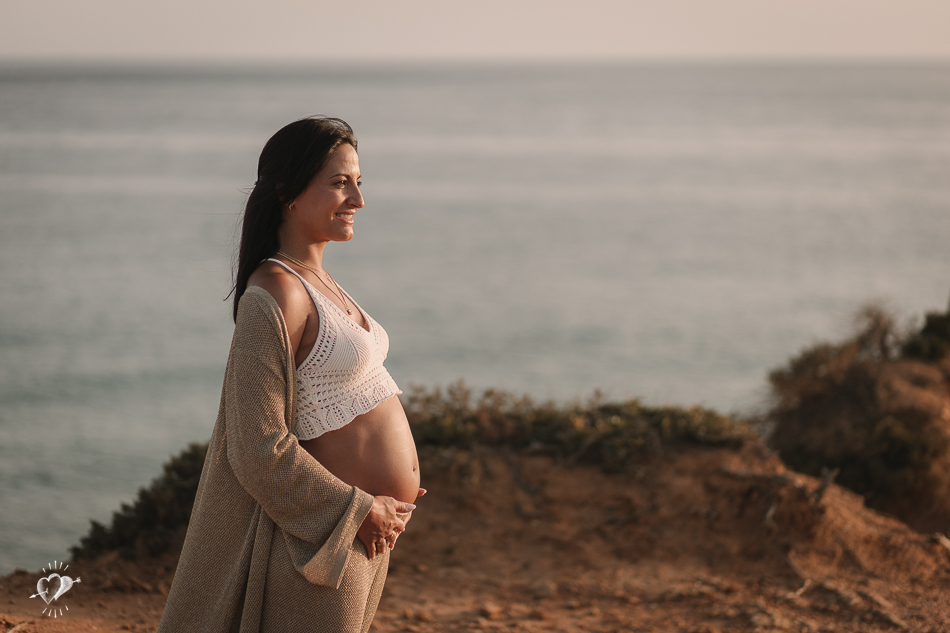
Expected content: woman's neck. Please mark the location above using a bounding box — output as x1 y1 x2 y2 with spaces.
276 239 328 272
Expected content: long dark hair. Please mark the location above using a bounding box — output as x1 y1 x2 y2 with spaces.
231 116 357 321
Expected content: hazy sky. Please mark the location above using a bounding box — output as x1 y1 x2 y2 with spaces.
2 0 949 62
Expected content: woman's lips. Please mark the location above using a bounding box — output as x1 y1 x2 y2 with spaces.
336 212 355 225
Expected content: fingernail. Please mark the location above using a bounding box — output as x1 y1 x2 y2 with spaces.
407 503 417 510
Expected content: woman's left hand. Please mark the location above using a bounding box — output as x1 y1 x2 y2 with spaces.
388 488 426 550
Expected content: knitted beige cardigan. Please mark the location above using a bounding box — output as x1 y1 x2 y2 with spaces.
156 286 382 633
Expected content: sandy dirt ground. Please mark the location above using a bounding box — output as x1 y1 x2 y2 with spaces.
3 442 950 632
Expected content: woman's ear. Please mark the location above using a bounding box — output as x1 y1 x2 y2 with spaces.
276 183 298 211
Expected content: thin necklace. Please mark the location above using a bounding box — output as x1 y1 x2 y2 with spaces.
275 251 353 315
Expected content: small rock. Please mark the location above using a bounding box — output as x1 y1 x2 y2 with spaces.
749 612 772 627
529 608 547 620
401 607 434 622
414 610 434 622
480 602 502 619
717 606 740 619
560 581 580 595
531 580 557 600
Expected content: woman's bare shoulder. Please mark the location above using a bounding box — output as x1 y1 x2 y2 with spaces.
247 261 313 331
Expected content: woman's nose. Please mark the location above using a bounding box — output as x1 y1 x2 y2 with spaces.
350 184 364 208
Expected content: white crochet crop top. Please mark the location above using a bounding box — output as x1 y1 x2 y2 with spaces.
267 258 403 440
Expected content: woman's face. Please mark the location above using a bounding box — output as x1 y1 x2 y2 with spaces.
286 143 363 244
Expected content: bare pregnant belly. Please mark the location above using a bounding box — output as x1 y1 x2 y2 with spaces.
298 396 420 504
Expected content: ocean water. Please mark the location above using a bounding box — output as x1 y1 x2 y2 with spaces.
0 63 948 574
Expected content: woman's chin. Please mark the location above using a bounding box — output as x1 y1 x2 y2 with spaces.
333 229 355 242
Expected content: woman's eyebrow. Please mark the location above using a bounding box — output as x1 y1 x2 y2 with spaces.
327 172 361 179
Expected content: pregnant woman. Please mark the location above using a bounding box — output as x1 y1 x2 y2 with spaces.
157 117 422 633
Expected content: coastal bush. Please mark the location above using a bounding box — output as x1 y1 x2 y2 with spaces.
767 302 950 533
404 381 750 473
69 442 207 562
902 298 950 361
70 389 749 560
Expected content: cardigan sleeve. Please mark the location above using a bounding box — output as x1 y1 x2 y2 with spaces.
224 287 375 587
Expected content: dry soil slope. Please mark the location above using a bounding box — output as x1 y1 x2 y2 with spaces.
3 441 949 633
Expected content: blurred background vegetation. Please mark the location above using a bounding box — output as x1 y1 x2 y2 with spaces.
767 300 950 533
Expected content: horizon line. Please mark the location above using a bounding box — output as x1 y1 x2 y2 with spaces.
2 55 950 71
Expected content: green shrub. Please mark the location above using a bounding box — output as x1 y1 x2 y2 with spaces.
404 381 749 473
70 442 207 561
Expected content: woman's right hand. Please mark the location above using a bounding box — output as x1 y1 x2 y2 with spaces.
357 495 415 560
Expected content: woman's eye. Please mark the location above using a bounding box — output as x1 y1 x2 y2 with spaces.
356 181 362 188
